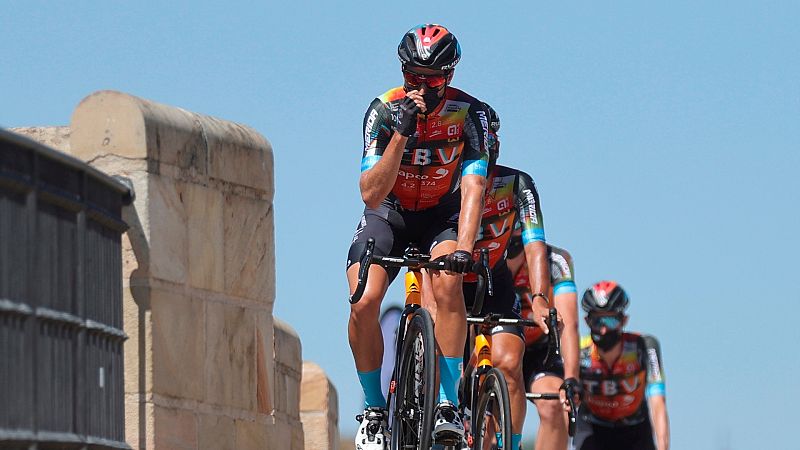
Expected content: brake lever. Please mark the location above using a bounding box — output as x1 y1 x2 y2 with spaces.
543 308 561 369
349 238 375 304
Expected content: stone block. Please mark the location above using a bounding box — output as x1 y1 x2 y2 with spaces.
274 319 302 371
125 395 154 450
223 193 272 302
187 183 224 291
300 362 338 413
204 116 273 196
272 416 291 449
255 313 274 414
206 302 256 410
10 126 71 152
71 91 272 194
71 91 149 161
300 362 339 450
154 405 197 450
148 174 188 284
124 284 153 396
292 422 305 450
235 419 269 450
151 288 205 401
301 415 333 450
199 414 235 450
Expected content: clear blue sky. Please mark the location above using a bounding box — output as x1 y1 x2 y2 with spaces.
3 2 798 448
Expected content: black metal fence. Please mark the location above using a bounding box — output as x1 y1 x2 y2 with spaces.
0 129 132 449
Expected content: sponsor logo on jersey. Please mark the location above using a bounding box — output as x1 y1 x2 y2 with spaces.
364 109 379 150
397 168 449 180
522 189 538 224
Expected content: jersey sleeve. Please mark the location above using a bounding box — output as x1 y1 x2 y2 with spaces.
515 171 546 244
641 334 666 398
548 245 576 295
361 98 393 172
460 103 489 178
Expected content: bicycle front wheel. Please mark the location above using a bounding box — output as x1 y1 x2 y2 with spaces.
473 368 512 450
391 307 436 450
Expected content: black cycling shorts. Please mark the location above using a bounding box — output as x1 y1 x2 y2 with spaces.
522 337 565 388
347 198 459 283
462 262 523 339
573 415 655 450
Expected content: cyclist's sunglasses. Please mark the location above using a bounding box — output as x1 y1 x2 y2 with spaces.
403 70 449 88
588 314 623 331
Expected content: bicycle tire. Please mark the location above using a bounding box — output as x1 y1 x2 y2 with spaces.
391 308 436 450
473 368 512 450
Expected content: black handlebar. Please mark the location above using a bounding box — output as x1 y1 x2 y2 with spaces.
470 248 492 316
349 238 493 305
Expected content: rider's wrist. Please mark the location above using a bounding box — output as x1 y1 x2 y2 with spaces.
532 292 550 306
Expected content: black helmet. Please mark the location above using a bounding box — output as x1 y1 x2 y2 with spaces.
398 24 461 71
581 281 630 314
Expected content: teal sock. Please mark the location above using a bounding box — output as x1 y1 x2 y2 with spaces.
438 356 462 404
494 433 523 449
357 368 386 408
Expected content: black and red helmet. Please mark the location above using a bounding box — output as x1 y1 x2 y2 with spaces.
398 24 461 71
581 281 630 314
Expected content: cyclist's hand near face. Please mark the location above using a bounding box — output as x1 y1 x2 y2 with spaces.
405 89 427 113
395 95 421 137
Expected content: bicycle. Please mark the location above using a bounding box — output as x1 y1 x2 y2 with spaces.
350 238 491 450
523 310 578 438
460 296 577 448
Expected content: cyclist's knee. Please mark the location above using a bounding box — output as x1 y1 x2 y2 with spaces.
430 274 463 307
349 293 382 324
536 397 565 425
493 350 522 383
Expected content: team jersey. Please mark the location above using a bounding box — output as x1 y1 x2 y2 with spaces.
579 333 666 427
361 86 489 211
516 244 576 345
464 164 545 282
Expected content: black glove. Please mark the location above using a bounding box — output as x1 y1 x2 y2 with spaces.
560 377 582 400
395 96 419 137
443 250 473 274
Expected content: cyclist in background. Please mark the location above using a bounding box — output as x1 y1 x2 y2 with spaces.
510 232 580 450
575 281 670 450
459 104 552 450
347 24 489 449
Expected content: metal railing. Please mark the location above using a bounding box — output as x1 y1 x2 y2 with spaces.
0 128 132 449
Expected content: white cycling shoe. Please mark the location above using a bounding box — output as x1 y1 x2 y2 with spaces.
432 400 465 444
355 407 388 450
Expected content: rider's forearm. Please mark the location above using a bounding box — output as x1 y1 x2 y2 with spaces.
555 292 579 379
360 133 408 209
649 396 670 450
523 241 550 299
456 174 486 252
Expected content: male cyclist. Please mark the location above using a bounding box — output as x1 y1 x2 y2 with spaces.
347 24 489 449
509 232 580 450
460 104 552 450
576 281 670 450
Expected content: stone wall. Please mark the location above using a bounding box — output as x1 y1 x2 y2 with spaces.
10 90 338 450
301 362 339 450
